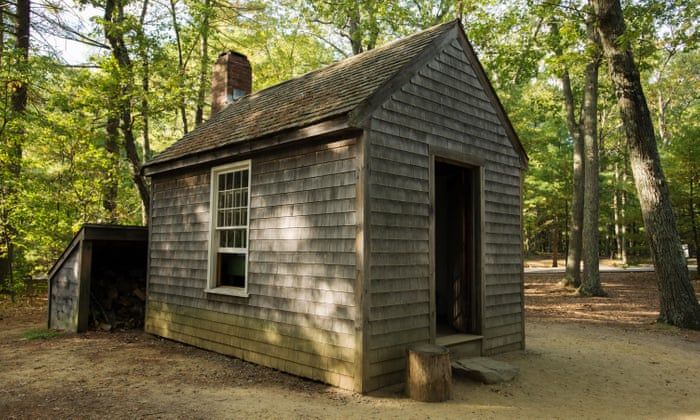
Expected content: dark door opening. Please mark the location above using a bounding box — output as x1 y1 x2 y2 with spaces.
435 160 481 336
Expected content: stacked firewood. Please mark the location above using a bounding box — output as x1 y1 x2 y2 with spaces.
89 267 146 331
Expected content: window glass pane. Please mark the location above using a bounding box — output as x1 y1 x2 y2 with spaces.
219 230 227 247
242 191 248 207
233 230 241 248
241 230 247 248
234 171 241 189
218 174 226 191
217 253 245 288
242 170 249 188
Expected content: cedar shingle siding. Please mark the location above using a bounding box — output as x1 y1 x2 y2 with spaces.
144 20 526 392
365 40 523 390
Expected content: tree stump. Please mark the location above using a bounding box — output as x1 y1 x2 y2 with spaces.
405 344 452 402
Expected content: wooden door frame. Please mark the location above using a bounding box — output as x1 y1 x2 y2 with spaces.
428 146 486 342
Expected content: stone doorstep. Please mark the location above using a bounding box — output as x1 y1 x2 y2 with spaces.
451 357 519 384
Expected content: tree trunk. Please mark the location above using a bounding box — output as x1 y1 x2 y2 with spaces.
613 159 628 264
551 18 584 287
138 0 151 161
620 162 628 264
579 28 605 296
405 344 451 402
0 0 30 295
169 0 188 133
690 177 699 262
613 162 622 259
562 71 585 288
552 222 559 268
592 0 700 328
103 115 120 223
104 0 151 222
195 0 211 127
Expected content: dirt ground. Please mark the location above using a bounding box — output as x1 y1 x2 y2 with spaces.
2 273 700 419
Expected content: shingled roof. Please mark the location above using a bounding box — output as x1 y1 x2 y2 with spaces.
145 20 459 168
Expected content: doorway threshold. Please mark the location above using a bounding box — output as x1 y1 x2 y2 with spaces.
436 334 483 359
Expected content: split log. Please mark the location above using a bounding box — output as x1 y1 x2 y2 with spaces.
405 344 452 402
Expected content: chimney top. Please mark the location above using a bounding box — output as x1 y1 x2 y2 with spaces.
211 51 252 116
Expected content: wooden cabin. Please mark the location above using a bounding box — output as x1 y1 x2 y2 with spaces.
142 19 528 393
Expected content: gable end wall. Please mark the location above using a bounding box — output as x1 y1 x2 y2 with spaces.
366 39 524 390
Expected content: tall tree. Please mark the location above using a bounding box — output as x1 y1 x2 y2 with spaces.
549 17 585 287
579 16 605 296
194 0 212 127
136 0 151 161
592 0 700 327
168 0 188 133
0 0 30 293
102 0 150 222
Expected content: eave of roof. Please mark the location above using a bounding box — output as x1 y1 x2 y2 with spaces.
143 19 528 175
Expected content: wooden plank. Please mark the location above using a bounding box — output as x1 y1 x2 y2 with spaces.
354 130 371 393
369 327 430 350
248 251 356 266
370 314 430 335
77 240 92 332
249 238 355 253
483 332 523 350
250 213 356 230
250 184 356 208
252 165 356 194
148 311 354 366
250 199 356 219
371 289 430 307
249 226 356 241
145 321 354 390
369 301 430 321
48 247 81 331
148 300 356 346
484 312 523 329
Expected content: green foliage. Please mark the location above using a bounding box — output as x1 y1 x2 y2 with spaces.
22 328 61 340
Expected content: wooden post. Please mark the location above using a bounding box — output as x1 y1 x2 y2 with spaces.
405 344 452 402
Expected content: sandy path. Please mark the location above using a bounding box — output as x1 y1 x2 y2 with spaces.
2 303 699 419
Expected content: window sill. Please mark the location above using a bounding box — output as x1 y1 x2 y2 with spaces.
204 286 249 298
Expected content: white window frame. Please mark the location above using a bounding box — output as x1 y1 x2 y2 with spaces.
205 160 251 297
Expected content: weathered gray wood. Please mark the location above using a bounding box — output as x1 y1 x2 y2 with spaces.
48 247 81 331
365 39 523 390
146 137 360 391
76 241 92 332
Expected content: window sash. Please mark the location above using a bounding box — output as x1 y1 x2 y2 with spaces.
208 160 251 293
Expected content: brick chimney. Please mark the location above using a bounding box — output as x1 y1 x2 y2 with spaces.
211 51 252 115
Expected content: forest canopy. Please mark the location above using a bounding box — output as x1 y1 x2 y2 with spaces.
0 0 698 291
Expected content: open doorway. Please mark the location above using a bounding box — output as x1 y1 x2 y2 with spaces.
434 159 481 336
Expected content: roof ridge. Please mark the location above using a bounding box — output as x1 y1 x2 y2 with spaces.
212 19 459 119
